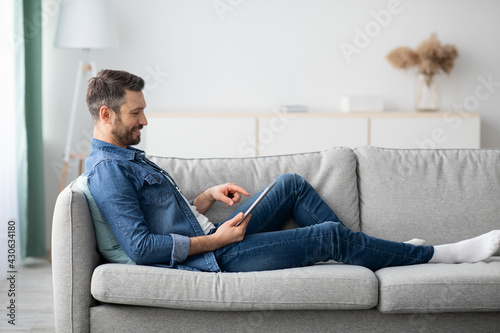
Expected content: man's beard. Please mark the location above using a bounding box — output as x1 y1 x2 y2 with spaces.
111 115 142 147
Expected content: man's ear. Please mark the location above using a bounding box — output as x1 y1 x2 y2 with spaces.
99 106 113 124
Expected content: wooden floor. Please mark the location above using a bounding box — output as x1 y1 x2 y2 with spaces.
0 259 55 332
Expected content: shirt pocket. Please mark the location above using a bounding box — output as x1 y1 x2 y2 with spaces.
141 172 173 205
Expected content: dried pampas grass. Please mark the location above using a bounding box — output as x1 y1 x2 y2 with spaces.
386 33 458 83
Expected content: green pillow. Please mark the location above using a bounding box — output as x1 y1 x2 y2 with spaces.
76 175 135 265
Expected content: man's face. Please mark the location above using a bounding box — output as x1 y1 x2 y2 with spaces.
110 90 147 148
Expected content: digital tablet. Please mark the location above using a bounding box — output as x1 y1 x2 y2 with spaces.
235 179 277 226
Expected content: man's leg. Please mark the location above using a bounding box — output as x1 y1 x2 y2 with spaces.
218 173 500 271
215 221 433 272
224 173 343 235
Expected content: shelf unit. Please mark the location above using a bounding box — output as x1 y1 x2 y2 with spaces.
140 111 480 158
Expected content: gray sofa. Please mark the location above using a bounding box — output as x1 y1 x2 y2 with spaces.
52 146 500 332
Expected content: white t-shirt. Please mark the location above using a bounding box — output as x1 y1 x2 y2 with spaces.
180 194 215 234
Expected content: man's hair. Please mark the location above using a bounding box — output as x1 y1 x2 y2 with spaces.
86 69 145 121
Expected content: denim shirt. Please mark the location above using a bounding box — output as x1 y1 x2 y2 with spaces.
84 138 220 272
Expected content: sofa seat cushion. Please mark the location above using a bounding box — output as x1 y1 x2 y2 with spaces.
376 258 500 313
91 262 378 311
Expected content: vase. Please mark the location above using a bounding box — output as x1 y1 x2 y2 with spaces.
415 74 440 111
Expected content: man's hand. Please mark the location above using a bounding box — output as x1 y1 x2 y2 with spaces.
188 212 251 256
193 183 250 215
211 183 250 207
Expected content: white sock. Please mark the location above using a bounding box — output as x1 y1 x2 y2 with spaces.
404 238 427 246
429 230 500 264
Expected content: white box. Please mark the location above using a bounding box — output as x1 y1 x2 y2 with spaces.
279 105 310 113
340 95 384 112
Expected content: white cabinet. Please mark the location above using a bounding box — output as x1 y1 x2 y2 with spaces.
258 116 368 156
142 112 480 158
143 115 257 158
370 115 480 149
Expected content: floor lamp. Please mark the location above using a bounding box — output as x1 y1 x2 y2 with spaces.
59 56 97 192
55 0 118 192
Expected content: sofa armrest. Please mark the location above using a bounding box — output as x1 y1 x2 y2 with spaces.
52 182 103 332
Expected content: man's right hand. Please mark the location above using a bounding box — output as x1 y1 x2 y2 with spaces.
188 212 251 256
192 183 250 215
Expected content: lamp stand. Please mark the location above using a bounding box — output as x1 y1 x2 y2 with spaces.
59 58 97 192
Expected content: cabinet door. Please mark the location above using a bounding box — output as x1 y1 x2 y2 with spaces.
258 117 368 156
143 117 257 158
370 116 480 149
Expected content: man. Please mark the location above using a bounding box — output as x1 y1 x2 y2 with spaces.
84 69 500 272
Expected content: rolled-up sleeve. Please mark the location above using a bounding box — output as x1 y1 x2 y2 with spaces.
170 234 190 265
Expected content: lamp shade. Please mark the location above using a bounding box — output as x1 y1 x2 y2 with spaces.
55 0 118 49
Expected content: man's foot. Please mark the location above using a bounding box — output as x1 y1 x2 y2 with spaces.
404 238 427 246
429 230 500 264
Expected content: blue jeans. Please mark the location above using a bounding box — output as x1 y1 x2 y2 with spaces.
214 174 433 272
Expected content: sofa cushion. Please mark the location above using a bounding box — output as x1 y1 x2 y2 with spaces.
376 258 500 313
149 147 360 231
91 262 378 311
355 147 500 246
75 176 135 265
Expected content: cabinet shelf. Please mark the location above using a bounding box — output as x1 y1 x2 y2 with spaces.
141 111 480 158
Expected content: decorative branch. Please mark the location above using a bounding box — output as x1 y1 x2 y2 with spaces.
386 33 458 84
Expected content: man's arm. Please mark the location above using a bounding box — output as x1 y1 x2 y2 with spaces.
91 163 252 265
192 183 250 215
90 162 190 265
189 212 251 256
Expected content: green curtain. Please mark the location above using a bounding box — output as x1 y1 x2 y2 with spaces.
23 0 45 258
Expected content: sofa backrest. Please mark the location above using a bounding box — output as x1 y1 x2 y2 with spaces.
355 147 500 245
150 147 361 232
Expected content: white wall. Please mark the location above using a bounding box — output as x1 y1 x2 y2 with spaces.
42 0 500 248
